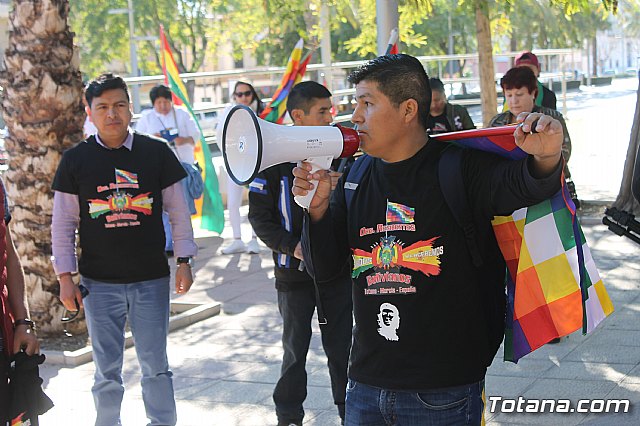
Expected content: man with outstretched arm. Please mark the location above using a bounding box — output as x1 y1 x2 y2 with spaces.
292 54 564 425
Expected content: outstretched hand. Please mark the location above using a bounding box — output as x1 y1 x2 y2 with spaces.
513 112 563 177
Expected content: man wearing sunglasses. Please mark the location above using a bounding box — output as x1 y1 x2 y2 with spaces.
0 178 39 424
51 73 197 426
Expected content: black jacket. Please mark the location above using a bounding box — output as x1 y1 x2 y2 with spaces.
540 84 557 110
248 163 314 290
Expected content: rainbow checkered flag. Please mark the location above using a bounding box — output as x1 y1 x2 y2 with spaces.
259 38 312 124
434 127 613 363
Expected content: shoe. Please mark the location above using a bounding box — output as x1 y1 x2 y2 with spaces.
221 239 246 254
548 337 562 344
246 239 261 254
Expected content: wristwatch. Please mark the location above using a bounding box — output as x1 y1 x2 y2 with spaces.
14 318 36 331
176 257 193 267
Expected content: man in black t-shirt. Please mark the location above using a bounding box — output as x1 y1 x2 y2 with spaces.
292 54 564 425
426 77 475 134
51 74 196 426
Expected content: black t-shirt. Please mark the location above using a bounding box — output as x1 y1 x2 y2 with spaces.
52 133 186 283
426 113 451 134
307 140 562 390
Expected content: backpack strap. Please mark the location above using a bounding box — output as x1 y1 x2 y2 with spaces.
344 154 373 211
438 146 484 267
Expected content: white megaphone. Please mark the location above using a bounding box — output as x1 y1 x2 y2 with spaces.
221 105 360 209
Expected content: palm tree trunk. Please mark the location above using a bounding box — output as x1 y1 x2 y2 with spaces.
474 0 497 127
0 0 85 332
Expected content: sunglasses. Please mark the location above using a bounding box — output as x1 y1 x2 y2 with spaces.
234 90 252 98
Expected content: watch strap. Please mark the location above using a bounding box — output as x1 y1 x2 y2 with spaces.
14 318 35 330
176 257 193 267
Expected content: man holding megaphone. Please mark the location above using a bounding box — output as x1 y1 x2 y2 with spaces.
247 82 352 426
292 54 565 425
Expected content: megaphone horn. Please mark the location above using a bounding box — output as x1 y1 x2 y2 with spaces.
222 105 360 209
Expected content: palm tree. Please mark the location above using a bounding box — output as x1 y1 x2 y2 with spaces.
0 0 84 332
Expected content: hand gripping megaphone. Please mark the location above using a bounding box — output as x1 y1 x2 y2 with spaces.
221 105 360 209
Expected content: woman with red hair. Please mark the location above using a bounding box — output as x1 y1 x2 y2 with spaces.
490 66 578 207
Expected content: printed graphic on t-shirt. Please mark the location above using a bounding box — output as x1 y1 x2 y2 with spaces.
377 302 400 341
427 113 451 135
352 200 444 296
454 115 463 130
88 168 153 229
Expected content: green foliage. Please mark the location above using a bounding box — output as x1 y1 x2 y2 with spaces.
69 0 624 79
69 0 218 78
342 0 432 58
506 0 611 50
617 0 640 38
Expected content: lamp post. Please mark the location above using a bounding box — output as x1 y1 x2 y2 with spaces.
109 0 140 112
376 0 399 56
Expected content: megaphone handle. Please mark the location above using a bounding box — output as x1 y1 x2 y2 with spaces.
294 155 334 210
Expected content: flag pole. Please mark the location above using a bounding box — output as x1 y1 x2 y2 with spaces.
384 28 399 55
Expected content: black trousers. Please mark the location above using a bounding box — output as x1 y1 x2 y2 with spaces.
273 278 353 424
0 351 9 424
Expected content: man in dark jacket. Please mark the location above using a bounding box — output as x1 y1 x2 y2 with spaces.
426 77 475 134
292 54 564 425
248 81 352 426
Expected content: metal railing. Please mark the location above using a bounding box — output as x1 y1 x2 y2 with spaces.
124 49 579 150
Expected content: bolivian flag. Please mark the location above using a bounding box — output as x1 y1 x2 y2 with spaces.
159 25 224 233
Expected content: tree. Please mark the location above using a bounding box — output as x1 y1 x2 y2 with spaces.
613 75 640 213
613 0 640 213
0 0 85 332
69 0 216 77
473 0 497 126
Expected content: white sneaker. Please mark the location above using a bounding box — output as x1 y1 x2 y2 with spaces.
221 239 246 255
246 239 261 254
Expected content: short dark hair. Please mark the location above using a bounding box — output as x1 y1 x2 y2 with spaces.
501 66 538 96
286 81 332 115
233 81 265 115
150 85 172 105
347 54 431 128
85 73 130 107
429 77 446 95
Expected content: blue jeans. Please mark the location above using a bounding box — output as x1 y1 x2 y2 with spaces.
345 379 485 426
82 276 176 426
